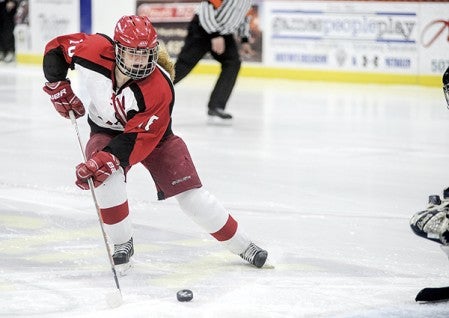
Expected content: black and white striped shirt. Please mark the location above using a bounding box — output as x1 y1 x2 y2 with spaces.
197 0 252 39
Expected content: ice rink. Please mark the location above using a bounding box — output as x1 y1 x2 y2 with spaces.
2 64 449 317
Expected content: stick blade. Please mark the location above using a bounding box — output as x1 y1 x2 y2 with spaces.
105 289 123 308
416 286 449 302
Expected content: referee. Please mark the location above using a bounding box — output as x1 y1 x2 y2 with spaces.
173 0 254 124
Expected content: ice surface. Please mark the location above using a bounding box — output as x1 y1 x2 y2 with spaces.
1 65 449 317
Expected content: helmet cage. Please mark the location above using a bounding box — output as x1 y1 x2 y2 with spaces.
115 42 159 80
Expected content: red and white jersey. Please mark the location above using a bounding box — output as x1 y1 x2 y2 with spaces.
43 33 174 167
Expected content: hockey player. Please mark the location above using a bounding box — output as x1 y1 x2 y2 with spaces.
410 67 449 301
410 67 449 245
42 15 268 272
410 66 449 245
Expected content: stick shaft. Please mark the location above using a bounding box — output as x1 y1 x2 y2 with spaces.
69 111 122 293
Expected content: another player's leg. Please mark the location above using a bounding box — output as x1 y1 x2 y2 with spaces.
207 34 241 125
173 16 210 85
85 133 134 273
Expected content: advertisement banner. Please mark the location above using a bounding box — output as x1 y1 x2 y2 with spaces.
263 1 419 74
136 0 263 63
418 3 449 77
136 1 197 58
24 0 79 55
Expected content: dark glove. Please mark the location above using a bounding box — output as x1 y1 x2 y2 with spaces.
75 151 120 190
43 80 85 119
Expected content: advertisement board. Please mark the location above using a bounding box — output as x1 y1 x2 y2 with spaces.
16 0 79 58
419 3 449 77
263 1 419 75
136 0 263 62
16 0 448 85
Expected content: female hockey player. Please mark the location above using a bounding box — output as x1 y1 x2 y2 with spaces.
42 15 267 272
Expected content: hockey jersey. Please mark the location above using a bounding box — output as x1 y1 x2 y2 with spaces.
43 33 174 167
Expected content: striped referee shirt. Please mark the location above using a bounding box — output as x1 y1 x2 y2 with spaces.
197 0 252 39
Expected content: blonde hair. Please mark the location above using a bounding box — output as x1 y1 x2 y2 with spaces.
157 42 175 81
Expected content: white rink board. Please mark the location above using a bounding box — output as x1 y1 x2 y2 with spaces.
263 1 449 77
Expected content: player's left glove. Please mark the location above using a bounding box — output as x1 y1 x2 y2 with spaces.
75 151 120 190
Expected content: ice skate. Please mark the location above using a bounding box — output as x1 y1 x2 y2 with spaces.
3 52 15 63
239 242 268 268
207 108 233 125
112 237 134 275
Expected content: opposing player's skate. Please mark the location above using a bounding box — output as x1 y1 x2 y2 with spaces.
112 237 134 275
239 242 268 268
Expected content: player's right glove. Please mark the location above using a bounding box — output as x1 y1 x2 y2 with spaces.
43 80 85 119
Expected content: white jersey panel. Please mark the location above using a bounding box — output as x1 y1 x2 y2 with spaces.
75 64 140 131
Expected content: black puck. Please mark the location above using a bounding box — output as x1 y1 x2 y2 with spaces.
176 289 193 302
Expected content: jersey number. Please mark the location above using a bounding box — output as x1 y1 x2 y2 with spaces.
139 115 159 131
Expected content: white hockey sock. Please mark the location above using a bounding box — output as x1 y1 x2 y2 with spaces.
94 168 133 244
175 188 251 254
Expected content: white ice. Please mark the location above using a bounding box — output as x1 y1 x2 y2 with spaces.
1 65 449 317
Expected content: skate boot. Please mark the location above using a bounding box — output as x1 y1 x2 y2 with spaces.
112 237 134 275
207 108 233 125
239 242 268 268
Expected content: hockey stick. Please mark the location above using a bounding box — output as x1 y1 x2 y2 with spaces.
416 286 449 302
69 111 123 307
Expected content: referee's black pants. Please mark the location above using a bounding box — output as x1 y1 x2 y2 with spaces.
173 15 242 111
0 1 16 55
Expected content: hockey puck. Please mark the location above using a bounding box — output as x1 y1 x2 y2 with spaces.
176 289 193 302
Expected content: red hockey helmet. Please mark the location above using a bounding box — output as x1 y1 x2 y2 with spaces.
114 15 159 80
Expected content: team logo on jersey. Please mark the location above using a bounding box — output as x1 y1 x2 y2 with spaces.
111 93 127 126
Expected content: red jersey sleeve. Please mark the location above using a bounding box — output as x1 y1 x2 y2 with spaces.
43 33 89 82
44 33 88 64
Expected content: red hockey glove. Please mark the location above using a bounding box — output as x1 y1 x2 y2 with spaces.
43 80 85 119
75 151 120 190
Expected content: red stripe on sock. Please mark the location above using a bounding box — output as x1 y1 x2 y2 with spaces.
210 214 238 241
100 201 129 224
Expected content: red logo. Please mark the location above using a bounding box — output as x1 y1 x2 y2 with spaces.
421 19 449 48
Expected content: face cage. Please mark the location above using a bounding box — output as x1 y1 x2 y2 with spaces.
115 43 159 80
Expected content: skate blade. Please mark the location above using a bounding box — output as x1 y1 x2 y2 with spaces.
262 259 275 269
207 116 233 126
